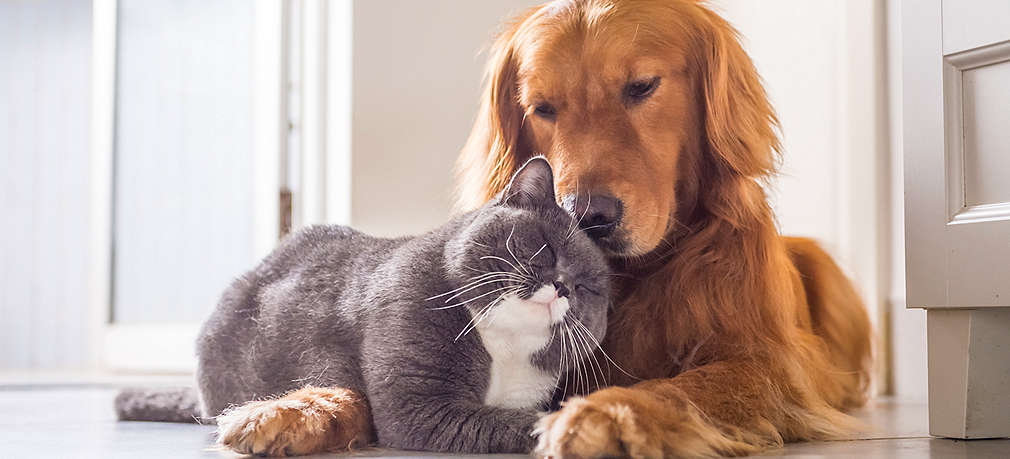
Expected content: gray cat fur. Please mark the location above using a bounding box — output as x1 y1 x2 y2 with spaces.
117 158 610 453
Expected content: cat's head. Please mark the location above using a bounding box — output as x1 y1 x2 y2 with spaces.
442 157 610 370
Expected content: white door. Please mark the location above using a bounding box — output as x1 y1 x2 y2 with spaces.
903 0 1010 439
91 0 284 372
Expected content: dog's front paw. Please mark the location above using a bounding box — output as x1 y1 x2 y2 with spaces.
534 390 660 458
216 398 328 456
216 387 373 456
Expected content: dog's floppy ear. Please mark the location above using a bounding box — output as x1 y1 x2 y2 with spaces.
455 8 539 211
698 8 780 179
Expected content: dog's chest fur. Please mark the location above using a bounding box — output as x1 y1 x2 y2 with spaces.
475 296 555 409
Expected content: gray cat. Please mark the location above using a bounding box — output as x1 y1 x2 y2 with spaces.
117 157 611 454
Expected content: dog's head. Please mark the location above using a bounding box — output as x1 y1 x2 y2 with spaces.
458 0 780 257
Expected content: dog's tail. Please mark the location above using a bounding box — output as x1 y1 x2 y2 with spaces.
784 236 873 410
114 387 205 423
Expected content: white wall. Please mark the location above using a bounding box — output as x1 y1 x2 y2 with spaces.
349 0 541 237
0 0 93 369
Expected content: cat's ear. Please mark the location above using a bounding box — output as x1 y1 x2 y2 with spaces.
499 156 557 209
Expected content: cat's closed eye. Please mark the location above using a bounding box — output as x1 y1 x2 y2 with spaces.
575 284 601 296
527 243 556 270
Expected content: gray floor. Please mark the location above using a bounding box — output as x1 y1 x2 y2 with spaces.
0 388 1007 458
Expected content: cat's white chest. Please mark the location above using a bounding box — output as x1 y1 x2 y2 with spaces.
474 292 561 410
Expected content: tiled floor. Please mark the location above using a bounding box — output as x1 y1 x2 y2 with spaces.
0 388 1007 458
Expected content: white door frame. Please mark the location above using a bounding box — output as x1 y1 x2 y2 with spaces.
293 0 353 229
88 0 287 373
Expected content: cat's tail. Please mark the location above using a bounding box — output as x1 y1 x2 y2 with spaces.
114 387 206 424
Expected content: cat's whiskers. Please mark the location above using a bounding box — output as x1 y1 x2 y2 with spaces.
571 316 640 381
454 301 497 343
566 190 593 241
561 319 579 395
544 322 558 349
567 223 608 241
424 273 520 302
463 270 523 283
570 320 588 395
453 287 521 342
570 322 584 395
470 240 493 250
505 225 534 277
581 324 609 388
432 285 518 311
471 287 520 331
479 255 533 281
571 320 605 392
565 178 581 236
552 330 563 393
561 319 577 394
440 277 520 304
528 243 548 265
578 328 594 394
555 320 572 395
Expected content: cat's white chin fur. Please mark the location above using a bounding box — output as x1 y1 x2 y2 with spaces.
475 285 564 409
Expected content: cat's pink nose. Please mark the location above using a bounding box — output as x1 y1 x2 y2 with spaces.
529 285 558 304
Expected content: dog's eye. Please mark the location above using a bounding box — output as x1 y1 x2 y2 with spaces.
533 103 557 119
624 77 660 103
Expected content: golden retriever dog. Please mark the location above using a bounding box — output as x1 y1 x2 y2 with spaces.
456 0 873 456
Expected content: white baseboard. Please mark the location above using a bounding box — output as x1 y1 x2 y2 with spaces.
103 323 200 374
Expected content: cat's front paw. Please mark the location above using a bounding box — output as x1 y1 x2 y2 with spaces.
216 387 373 456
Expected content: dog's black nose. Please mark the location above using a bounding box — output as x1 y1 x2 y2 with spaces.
565 194 623 239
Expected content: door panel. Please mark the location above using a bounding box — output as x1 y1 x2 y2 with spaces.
941 0 1010 54
961 60 1010 207
905 0 1010 309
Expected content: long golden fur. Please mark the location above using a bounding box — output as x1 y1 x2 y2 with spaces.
216 387 373 456
457 0 873 456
